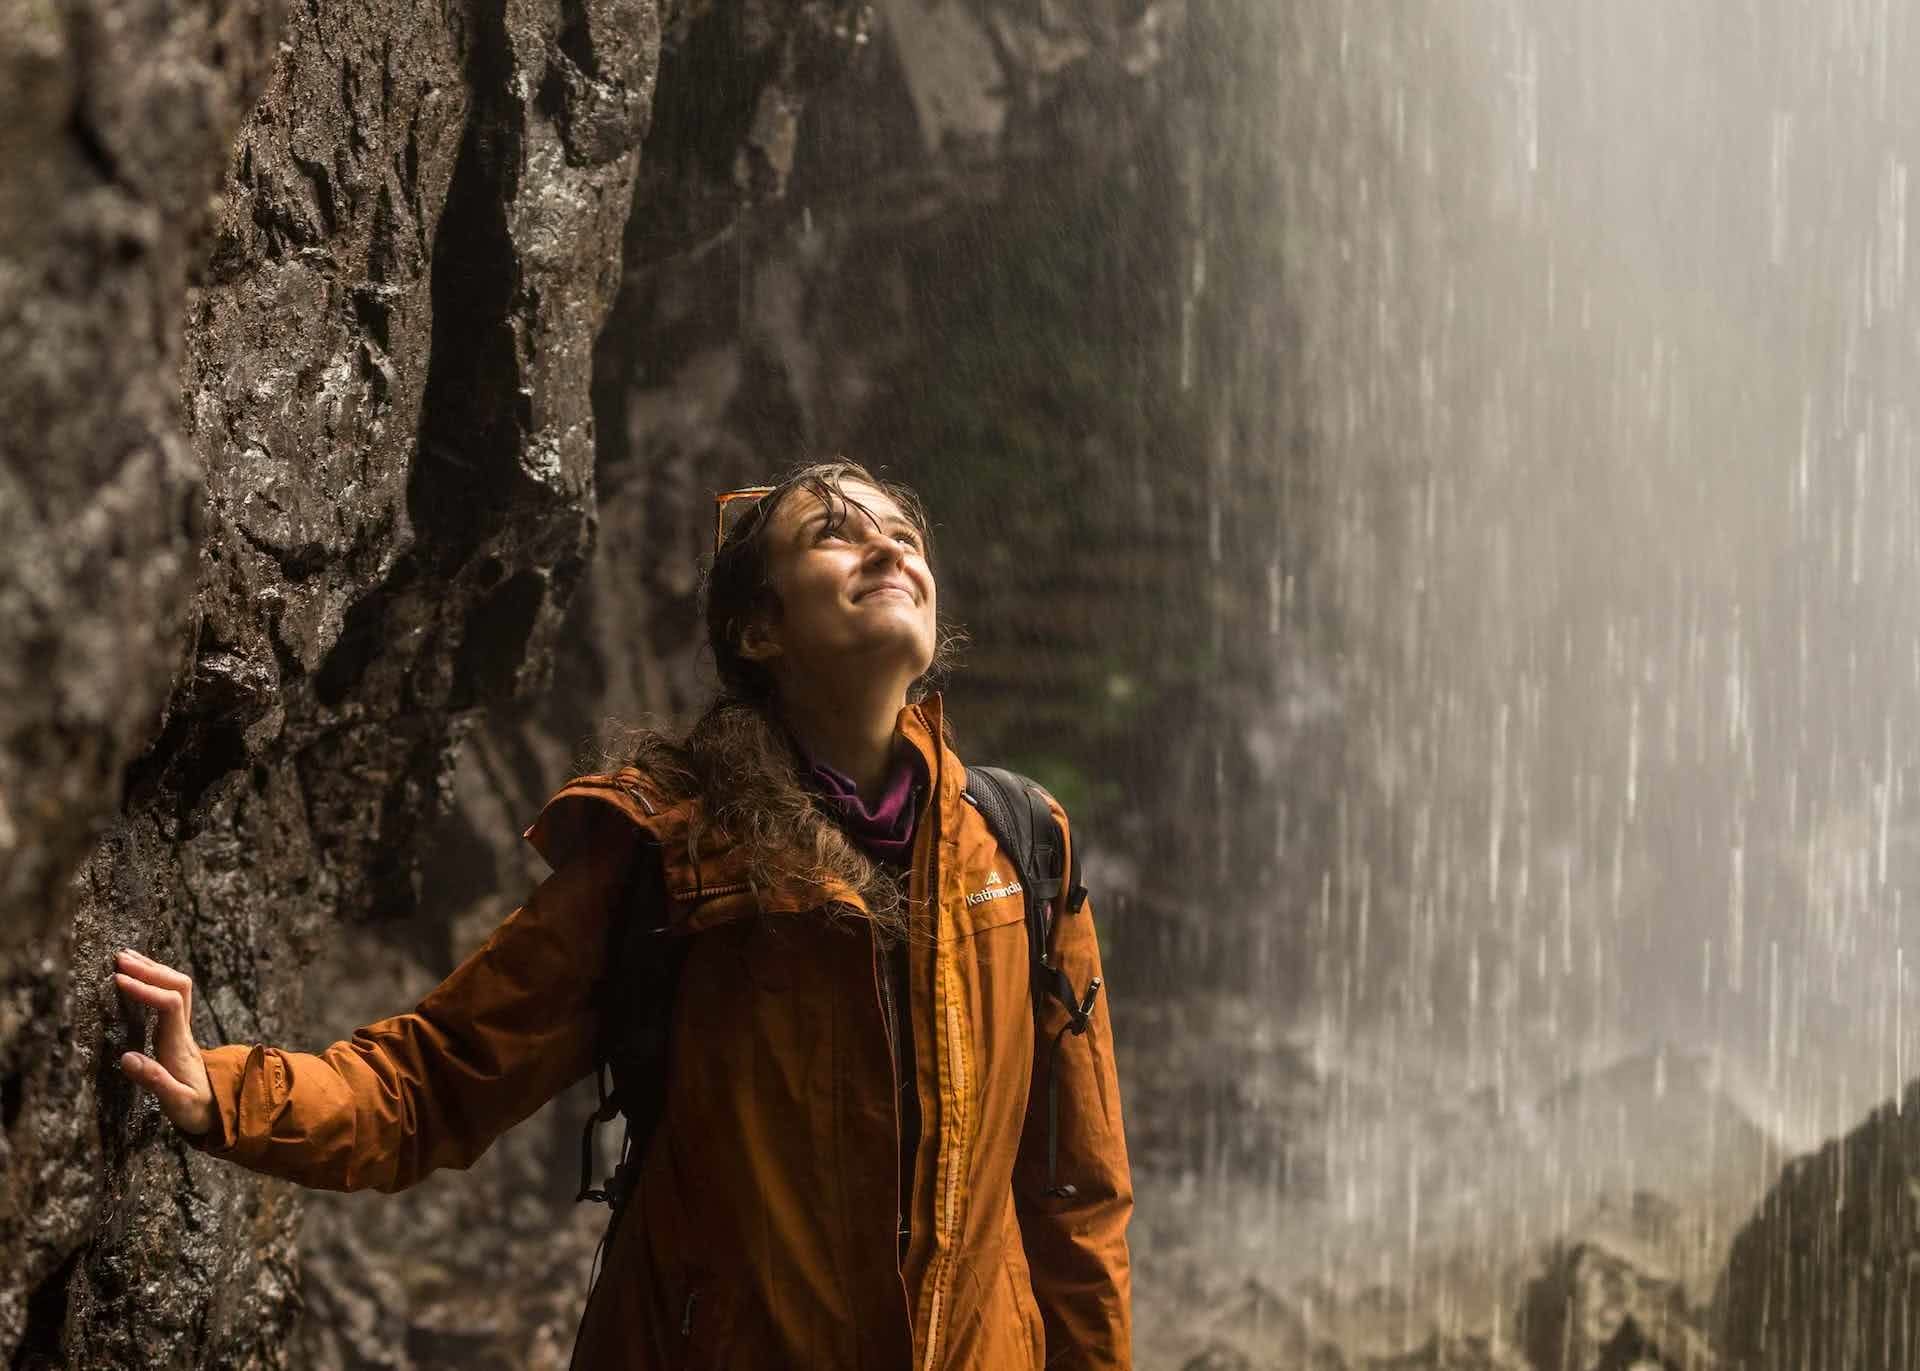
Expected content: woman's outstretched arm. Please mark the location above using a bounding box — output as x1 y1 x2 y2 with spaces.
115 812 648 1194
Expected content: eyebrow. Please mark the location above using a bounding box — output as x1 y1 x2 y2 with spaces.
801 505 920 537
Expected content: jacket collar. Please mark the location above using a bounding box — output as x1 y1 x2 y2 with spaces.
661 693 957 920
895 691 946 797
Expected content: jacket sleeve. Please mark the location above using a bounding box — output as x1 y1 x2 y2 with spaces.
1013 858 1134 1368
185 807 645 1193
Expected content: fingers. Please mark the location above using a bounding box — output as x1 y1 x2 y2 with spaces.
111 949 209 1091
111 952 217 1136
117 1051 214 1137
115 949 193 998
118 1049 180 1091
114 949 196 1051
113 972 185 1015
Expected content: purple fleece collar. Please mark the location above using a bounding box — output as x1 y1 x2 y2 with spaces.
802 744 927 866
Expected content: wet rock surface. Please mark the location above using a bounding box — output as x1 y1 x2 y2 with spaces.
0 0 280 958
2 0 662 1354
1 0 286 1356
1146 1202 1722 1371
1716 1076 1920 1371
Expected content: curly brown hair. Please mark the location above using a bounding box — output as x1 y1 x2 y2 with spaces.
604 459 969 940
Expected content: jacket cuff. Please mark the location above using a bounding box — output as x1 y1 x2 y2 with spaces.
182 1043 252 1155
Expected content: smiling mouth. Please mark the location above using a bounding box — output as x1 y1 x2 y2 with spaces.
857 586 914 603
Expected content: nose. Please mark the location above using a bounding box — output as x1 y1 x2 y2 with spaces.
858 523 907 568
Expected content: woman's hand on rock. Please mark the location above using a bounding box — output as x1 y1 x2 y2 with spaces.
112 950 216 1138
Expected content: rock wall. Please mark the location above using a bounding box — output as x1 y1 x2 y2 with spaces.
1 0 668 1356
0 0 280 957
2 0 289 1358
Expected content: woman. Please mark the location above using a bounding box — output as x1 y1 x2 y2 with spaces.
113 460 1133 1369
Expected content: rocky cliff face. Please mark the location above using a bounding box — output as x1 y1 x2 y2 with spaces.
0 0 281 957
1716 1076 1920 1371
3 0 660 1359
2 0 289 1358
2 0 1195 1366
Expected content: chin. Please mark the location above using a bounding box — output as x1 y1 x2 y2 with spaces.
833 625 932 670
882 635 937 680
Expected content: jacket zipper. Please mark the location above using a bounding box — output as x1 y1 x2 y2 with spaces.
669 880 751 903
916 777 967 1371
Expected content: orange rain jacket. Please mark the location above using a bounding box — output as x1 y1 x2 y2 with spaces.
191 694 1133 1369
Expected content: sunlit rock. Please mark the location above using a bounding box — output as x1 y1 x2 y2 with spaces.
1519 1242 1715 1371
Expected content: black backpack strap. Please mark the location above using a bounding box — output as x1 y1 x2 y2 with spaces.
963 766 1102 1199
577 834 680 1213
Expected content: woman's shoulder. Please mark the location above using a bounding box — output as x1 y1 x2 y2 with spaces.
522 764 696 871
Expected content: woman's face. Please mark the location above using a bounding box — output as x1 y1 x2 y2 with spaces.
749 479 938 690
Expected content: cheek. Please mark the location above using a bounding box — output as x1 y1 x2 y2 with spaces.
797 582 850 640
907 568 936 623
768 566 837 647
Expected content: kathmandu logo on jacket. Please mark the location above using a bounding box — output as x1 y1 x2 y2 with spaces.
965 870 1023 907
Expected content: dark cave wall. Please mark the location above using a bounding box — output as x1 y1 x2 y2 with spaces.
1 0 289 1358
0 0 281 959
1 0 668 1356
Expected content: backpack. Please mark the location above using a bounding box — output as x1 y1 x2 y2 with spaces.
574 765 1102 1225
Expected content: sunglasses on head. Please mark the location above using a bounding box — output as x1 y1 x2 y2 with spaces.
713 486 776 556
